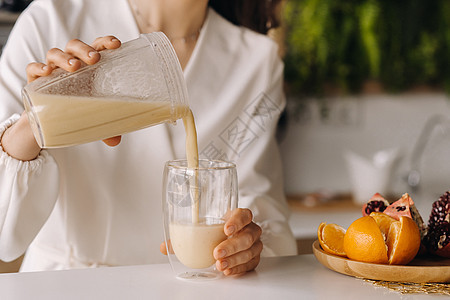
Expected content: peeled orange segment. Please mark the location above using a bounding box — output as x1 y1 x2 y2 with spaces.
369 212 397 240
318 222 326 240
317 222 347 257
343 216 388 264
387 216 421 265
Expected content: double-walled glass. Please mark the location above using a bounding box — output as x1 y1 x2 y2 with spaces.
162 159 238 280
22 32 189 148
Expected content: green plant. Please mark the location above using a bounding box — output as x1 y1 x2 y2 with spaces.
283 0 450 99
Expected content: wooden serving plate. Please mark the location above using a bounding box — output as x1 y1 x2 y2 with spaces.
312 240 450 283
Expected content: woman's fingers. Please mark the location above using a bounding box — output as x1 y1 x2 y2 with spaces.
214 217 263 276
39 36 121 77
223 208 253 236
215 239 263 274
65 39 101 65
222 253 261 276
102 136 122 147
214 222 262 259
27 41 91 82
91 35 121 51
160 240 174 255
46 47 82 72
26 63 52 83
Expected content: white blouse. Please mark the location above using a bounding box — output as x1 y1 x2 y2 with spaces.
0 0 297 271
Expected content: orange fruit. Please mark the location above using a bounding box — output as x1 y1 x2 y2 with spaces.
343 214 421 265
369 212 397 238
344 216 388 264
318 222 346 257
387 216 421 265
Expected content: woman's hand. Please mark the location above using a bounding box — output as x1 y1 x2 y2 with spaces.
37 36 121 76
1 36 122 160
1 112 41 161
159 208 262 276
214 208 263 276
41 36 123 147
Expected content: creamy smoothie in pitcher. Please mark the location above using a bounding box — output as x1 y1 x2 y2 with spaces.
26 91 188 148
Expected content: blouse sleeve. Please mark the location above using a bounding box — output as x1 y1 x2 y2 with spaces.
236 43 297 257
0 3 61 262
0 116 60 262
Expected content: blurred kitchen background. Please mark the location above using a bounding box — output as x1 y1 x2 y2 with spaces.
278 0 450 254
1 0 450 266
0 1 27 55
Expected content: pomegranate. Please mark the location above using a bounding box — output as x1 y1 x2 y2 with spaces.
383 193 426 238
424 191 450 258
362 193 390 216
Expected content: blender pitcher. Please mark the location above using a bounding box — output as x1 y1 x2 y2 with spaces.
22 32 189 148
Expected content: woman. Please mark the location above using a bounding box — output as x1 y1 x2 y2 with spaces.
0 0 297 275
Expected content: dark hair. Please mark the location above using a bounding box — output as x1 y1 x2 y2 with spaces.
208 0 282 34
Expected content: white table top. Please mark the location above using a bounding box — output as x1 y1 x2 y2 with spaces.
0 255 445 300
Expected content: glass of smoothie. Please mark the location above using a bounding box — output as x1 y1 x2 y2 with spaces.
162 159 238 280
